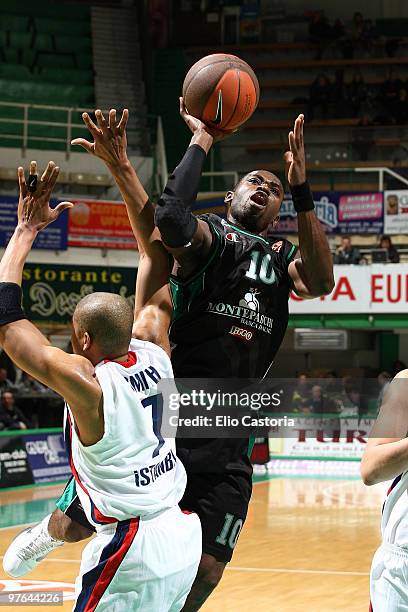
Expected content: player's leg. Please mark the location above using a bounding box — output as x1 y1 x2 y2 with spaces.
180 472 251 611
3 477 93 578
74 507 201 611
370 543 408 611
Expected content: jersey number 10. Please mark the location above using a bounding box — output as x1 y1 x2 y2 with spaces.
245 252 276 285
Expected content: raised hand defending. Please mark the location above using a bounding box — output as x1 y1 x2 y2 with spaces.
17 161 72 232
71 108 129 168
284 114 306 187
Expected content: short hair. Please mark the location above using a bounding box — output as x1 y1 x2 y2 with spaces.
73 292 133 357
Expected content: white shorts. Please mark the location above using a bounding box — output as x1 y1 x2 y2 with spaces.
370 543 408 611
73 506 201 612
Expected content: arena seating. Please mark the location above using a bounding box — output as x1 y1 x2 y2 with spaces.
0 1 94 150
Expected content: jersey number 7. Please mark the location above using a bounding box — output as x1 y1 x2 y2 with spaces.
142 393 165 458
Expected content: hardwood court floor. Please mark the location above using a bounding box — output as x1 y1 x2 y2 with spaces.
0 475 388 611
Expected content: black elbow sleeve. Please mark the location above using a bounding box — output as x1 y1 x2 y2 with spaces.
154 195 198 248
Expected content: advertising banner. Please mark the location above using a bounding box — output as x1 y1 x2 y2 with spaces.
0 435 34 488
277 191 383 234
384 190 408 234
272 416 376 460
0 196 68 250
22 263 136 325
290 264 408 314
24 432 71 484
68 199 137 249
194 192 384 234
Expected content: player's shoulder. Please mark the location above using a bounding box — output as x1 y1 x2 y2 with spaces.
394 369 408 379
197 213 224 231
129 337 171 366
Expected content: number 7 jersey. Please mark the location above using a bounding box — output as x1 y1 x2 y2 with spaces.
64 339 187 529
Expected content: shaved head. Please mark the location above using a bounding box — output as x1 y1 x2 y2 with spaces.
72 292 133 359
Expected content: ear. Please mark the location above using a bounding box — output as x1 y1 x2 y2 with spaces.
224 190 234 205
82 331 91 351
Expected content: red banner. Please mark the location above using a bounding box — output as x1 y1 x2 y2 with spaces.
68 200 137 249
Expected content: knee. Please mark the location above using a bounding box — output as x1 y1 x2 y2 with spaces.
196 554 226 591
48 510 93 543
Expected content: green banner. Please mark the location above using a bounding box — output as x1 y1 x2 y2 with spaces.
22 263 136 325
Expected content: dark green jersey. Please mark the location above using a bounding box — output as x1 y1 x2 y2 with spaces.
170 214 296 478
170 213 296 379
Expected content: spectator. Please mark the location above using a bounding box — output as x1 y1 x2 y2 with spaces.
308 11 332 60
0 390 30 430
348 71 369 117
308 73 331 121
352 114 374 161
334 236 361 264
291 373 311 412
0 367 16 393
379 235 400 263
392 360 406 377
377 371 392 408
381 69 403 120
17 372 47 394
394 87 408 125
307 385 338 415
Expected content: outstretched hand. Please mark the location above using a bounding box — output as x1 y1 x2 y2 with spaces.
17 161 72 232
179 97 235 143
284 114 306 187
71 108 129 167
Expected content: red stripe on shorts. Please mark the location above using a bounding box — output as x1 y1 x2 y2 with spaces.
85 517 139 612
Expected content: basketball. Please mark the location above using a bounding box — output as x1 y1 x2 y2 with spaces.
182 54 259 131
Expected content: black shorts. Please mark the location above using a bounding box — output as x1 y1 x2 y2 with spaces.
57 471 252 563
179 471 252 563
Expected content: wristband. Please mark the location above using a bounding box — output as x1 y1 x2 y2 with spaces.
0 282 26 326
290 181 314 213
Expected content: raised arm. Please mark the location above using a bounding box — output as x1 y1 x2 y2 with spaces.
72 109 172 354
0 162 101 445
154 98 232 280
285 115 335 298
361 371 408 486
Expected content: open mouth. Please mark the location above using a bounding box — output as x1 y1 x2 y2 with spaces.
250 191 269 206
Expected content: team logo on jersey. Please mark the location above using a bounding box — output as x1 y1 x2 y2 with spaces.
239 288 260 312
207 288 273 334
271 240 283 253
229 326 253 341
226 232 240 242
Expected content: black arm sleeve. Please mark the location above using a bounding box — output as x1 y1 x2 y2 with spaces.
154 144 207 248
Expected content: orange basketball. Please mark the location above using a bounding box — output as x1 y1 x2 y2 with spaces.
182 54 259 131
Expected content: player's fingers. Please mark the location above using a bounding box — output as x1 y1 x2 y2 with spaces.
289 131 297 154
294 115 302 145
28 160 38 193
40 160 56 184
284 151 293 164
17 166 28 198
53 201 73 218
300 115 305 147
47 165 60 194
108 109 117 132
179 97 186 116
71 138 95 154
82 112 100 137
117 108 129 135
95 109 109 134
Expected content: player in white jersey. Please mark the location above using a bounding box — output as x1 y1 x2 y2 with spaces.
0 146 201 609
361 370 408 611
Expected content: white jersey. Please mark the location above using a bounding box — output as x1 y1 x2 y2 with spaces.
381 471 408 547
65 338 186 529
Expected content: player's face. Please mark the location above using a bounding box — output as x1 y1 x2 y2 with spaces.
225 170 283 234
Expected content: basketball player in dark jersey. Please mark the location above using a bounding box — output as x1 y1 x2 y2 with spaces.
3 105 334 611
152 99 334 610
